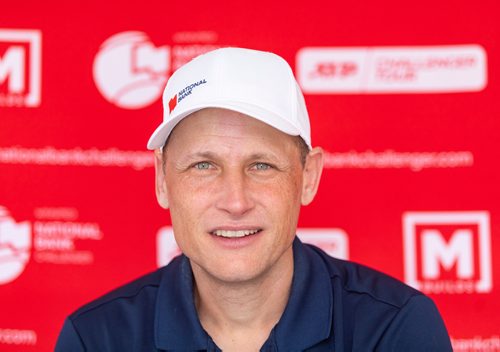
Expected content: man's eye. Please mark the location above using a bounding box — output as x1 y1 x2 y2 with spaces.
254 163 271 170
194 162 211 170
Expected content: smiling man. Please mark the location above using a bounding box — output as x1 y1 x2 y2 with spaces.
56 48 452 351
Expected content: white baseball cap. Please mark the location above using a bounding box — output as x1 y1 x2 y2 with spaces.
147 47 311 150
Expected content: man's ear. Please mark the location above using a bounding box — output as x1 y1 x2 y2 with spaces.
301 147 324 206
154 149 169 209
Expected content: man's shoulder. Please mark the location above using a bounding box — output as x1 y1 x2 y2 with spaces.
56 256 188 351
69 256 183 323
303 243 422 308
300 242 452 351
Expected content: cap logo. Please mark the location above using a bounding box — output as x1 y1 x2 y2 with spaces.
168 95 177 113
168 79 207 114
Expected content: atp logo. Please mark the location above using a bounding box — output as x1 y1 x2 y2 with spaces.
0 206 31 285
310 62 358 79
0 29 42 107
297 46 487 94
403 211 492 294
93 31 170 109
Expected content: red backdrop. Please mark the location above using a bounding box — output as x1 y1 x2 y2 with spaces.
1 1 499 350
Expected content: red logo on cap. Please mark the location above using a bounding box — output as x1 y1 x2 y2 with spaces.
168 95 177 113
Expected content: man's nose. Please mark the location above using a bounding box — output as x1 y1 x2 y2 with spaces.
215 169 255 216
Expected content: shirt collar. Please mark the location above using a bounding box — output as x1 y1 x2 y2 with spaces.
154 237 333 350
155 255 209 350
274 238 333 350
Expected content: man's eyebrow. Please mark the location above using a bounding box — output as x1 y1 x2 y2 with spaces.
179 151 282 163
187 151 217 159
176 151 218 163
246 153 281 162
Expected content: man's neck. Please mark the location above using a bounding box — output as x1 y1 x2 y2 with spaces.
191 250 294 351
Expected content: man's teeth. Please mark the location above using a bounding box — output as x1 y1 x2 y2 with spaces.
212 229 260 238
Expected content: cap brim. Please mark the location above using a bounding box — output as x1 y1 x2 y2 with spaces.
147 103 305 150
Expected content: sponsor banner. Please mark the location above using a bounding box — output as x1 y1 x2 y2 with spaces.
1 2 499 349
0 205 104 285
0 29 41 107
403 211 492 294
156 227 349 267
297 45 487 94
93 31 220 109
0 207 30 285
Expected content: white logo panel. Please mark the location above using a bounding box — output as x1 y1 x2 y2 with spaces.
297 228 349 260
297 45 487 94
0 205 105 285
0 29 42 107
0 206 31 285
93 31 170 109
156 226 182 267
403 211 492 294
93 31 221 110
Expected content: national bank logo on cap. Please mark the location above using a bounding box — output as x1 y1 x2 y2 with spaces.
168 79 207 113
0 206 31 285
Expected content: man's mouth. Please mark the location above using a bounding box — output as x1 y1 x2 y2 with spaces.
211 229 261 238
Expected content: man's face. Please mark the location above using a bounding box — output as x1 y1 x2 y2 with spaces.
155 108 322 284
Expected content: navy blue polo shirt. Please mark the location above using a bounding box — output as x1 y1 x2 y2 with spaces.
55 238 452 351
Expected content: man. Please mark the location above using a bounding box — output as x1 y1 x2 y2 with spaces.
56 48 452 351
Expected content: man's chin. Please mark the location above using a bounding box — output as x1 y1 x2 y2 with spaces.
191 259 266 286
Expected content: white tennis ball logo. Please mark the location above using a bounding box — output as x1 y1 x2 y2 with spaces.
93 31 170 109
0 206 31 285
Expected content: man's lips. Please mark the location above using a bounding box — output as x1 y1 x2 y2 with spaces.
210 229 262 238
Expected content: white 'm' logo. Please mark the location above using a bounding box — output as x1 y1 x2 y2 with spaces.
0 29 42 107
93 31 170 109
0 206 32 285
422 229 474 279
403 211 492 294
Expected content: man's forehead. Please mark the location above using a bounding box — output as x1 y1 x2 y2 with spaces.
162 107 309 167
167 108 296 145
